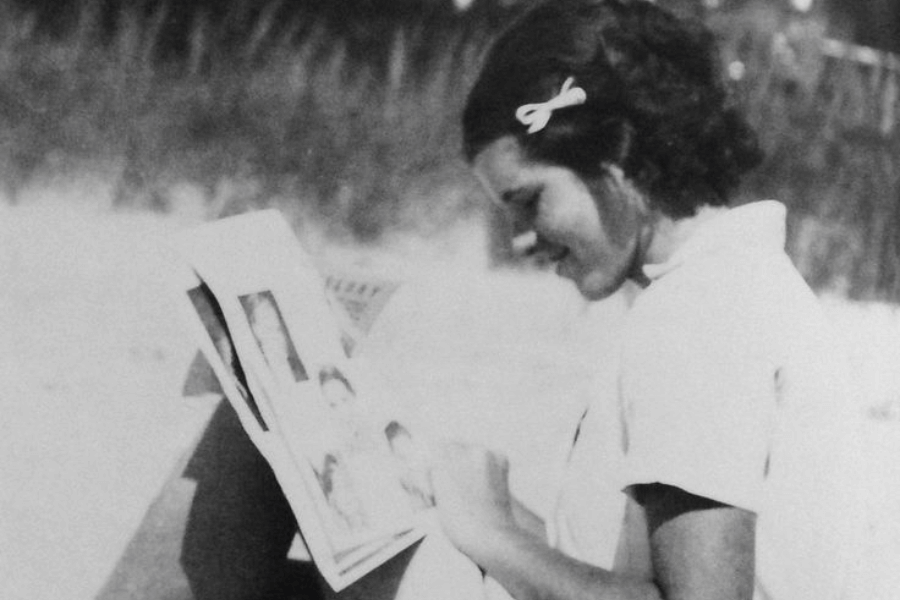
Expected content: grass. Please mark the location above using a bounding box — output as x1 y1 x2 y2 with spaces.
0 0 897 300
0 0 497 235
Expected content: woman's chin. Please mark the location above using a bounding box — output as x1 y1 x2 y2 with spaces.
578 283 619 301
566 267 627 301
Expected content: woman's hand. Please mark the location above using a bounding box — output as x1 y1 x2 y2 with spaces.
430 441 520 561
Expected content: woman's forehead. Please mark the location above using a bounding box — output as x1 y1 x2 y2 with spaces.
472 137 534 194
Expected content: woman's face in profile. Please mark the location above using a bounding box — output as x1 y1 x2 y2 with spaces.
473 136 644 300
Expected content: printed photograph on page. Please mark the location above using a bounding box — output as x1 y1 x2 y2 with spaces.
186 281 270 433
270 356 434 546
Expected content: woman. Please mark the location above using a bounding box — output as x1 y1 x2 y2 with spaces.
432 1 864 599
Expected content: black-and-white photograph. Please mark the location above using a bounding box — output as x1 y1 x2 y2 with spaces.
187 283 268 432
384 420 436 510
240 290 309 384
6 0 900 599
307 365 427 534
315 452 370 533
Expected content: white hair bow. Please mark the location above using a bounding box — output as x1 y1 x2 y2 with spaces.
515 77 587 134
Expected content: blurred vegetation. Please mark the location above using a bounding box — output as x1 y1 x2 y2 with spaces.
712 2 900 301
0 0 897 301
0 0 504 239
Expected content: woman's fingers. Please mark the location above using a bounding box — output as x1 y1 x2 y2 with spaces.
431 441 517 547
430 442 515 557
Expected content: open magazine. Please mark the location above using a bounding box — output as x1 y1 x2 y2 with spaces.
168 209 436 591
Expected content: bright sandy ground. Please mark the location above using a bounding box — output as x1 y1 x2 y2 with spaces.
2 190 900 600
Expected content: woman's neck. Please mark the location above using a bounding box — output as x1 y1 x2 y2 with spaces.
643 204 729 267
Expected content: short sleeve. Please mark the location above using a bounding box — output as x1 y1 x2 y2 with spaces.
618 261 776 513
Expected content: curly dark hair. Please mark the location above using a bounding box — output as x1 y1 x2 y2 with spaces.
463 0 763 218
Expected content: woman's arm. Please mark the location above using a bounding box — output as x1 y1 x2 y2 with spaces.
627 483 756 600
431 443 755 600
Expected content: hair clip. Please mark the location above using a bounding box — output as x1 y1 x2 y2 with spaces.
515 77 587 134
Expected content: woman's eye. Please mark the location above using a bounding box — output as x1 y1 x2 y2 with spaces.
519 193 541 222
502 189 542 227
522 191 541 208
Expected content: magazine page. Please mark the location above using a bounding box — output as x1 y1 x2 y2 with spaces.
319 263 402 355
226 288 433 547
180 236 401 398
169 209 434 591
171 265 347 578
172 265 276 448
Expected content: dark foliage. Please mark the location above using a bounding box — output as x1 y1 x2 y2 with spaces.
0 0 897 301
